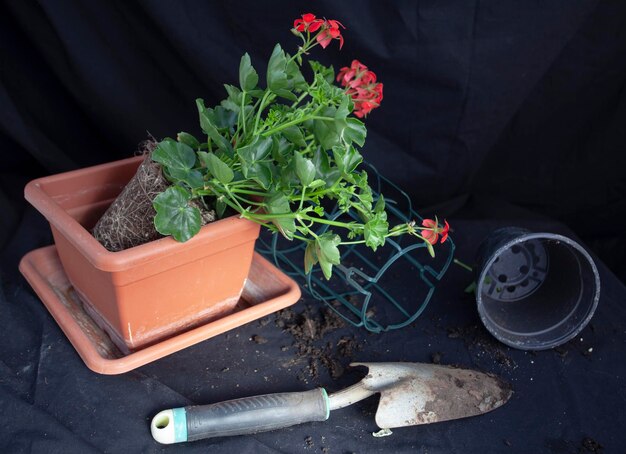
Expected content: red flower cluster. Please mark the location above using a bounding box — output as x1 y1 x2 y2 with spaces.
337 60 384 118
421 219 450 245
293 13 323 33
293 13 345 49
316 19 344 49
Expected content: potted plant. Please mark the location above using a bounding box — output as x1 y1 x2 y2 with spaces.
24 13 450 354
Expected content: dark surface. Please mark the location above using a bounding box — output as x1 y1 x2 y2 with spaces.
1 1 626 453
3 219 626 453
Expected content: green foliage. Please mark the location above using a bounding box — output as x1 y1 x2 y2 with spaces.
153 186 201 242
314 232 342 280
239 53 259 92
150 30 436 279
152 139 203 189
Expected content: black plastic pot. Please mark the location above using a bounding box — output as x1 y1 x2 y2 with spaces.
475 227 600 350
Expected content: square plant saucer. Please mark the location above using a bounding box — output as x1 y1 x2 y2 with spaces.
19 246 301 375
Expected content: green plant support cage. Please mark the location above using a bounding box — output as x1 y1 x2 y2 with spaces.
256 161 455 333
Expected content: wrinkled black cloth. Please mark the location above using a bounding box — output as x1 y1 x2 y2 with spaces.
2 218 625 453
1 1 626 453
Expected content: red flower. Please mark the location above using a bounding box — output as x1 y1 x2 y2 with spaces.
421 219 450 244
439 220 450 243
316 19 345 49
294 13 323 33
337 60 384 118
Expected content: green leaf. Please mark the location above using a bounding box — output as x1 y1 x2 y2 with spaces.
309 179 326 189
313 111 340 150
343 118 367 147
374 195 385 214
282 126 306 147
315 232 342 280
224 84 242 101
304 241 319 274
332 145 363 175
237 136 273 164
248 89 265 98
216 197 227 218
271 136 293 164
336 95 350 120
169 168 204 189
152 139 196 170
309 60 335 83
265 192 296 240
152 139 203 188
153 186 201 242
266 44 297 101
312 148 330 175
220 98 240 113
267 44 288 91
177 132 200 150
239 53 259 91
221 86 246 113
364 212 388 251
311 149 342 188
213 105 238 130
198 152 234 184
294 151 316 187
425 239 435 258
196 99 232 153
276 159 299 191
313 106 362 151
237 137 274 189
247 161 273 189
285 57 306 92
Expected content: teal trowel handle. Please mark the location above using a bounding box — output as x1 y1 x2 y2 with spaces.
151 388 330 444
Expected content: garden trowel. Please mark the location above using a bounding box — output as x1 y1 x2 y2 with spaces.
151 362 512 444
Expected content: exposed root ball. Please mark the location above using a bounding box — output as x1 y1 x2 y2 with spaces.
92 140 216 252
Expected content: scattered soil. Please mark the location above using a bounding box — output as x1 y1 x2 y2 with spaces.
552 327 597 360
445 324 517 370
580 437 603 453
251 335 268 344
431 351 443 364
92 138 215 251
275 304 363 383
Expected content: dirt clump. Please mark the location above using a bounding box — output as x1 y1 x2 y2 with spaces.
275 305 362 383
580 437 603 453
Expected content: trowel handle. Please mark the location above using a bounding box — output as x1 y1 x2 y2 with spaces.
151 388 330 444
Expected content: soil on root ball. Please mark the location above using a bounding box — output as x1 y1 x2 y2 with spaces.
92 139 216 251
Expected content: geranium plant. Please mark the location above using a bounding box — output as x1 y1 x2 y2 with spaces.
151 13 449 279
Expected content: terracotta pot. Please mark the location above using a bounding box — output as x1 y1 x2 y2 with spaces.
25 156 261 352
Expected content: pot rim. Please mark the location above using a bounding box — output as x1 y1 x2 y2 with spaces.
25 156 260 272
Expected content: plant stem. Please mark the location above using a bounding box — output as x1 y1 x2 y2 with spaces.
290 91 310 109
339 239 367 246
298 186 307 211
231 192 263 207
229 188 269 197
454 258 473 272
297 217 318 239
262 115 334 137
300 214 355 229
253 91 272 134
240 91 247 136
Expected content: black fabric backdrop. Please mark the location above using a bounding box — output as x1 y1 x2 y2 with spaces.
1 1 626 453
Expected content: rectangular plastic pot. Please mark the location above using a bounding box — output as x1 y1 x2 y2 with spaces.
25 156 261 352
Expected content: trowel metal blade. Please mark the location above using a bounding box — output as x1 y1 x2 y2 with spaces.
353 362 513 428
